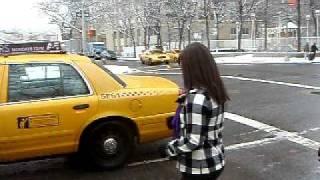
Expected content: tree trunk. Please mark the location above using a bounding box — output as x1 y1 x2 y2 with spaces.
216 15 220 40
167 22 171 49
238 0 243 51
310 0 317 36
143 27 147 50
178 21 185 49
147 26 151 49
264 0 269 51
130 28 136 58
204 0 210 49
188 27 191 45
157 26 162 47
297 0 302 52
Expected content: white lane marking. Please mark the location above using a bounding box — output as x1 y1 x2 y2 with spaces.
225 112 320 150
299 127 320 135
127 137 280 167
225 137 279 151
133 70 320 91
128 157 170 167
128 113 320 167
222 76 320 90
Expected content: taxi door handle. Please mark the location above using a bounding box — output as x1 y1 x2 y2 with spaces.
73 104 90 110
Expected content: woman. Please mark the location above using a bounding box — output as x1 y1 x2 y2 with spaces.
166 42 229 180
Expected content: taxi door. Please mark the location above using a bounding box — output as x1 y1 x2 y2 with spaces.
0 63 98 162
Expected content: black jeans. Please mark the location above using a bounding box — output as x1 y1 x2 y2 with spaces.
181 168 224 180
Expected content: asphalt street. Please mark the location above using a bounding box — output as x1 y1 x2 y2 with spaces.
1 60 320 180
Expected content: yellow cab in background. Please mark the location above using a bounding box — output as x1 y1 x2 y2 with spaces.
139 49 172 65
165 49 181 63
0 42 179 169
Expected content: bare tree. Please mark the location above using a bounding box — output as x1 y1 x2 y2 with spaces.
38 0 108 40
226 0 263 50
134 0 163 49
99 0 139 57
308 0 320 36
165 0 198 49
211 0 227 41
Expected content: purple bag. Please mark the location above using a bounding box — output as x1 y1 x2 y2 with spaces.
171 105 182 138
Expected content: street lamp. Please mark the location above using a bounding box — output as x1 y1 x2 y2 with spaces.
251 13 256 50
315 10 320 45
306 15 311 42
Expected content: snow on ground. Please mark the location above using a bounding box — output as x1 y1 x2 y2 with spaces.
215 54 320 64
118 54 320 64
104 65 142 74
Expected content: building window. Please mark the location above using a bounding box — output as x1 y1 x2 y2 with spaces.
231 28 237 35
242 28 249 35
231 28 249 35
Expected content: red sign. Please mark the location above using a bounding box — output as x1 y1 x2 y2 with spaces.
288 0 297 7
88 29 96 38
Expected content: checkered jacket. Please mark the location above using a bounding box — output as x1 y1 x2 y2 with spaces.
168 88 225 174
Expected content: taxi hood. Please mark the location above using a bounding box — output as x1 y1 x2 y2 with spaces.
119 75 178 89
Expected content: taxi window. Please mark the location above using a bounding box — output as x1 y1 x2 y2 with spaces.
8 63 89 102
150 50 163 54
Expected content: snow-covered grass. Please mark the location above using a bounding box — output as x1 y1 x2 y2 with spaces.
215 54 320 64
117 57 140 61
118 54 320 64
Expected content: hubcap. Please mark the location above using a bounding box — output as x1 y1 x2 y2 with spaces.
103 138 118 155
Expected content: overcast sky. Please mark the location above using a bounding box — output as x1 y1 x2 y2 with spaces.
0 0 59 33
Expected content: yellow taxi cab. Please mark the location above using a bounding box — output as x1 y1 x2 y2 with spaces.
139 49 172 65
0 42 179 169
165 49 181 63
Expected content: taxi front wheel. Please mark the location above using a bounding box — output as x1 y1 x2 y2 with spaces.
81 121 134 170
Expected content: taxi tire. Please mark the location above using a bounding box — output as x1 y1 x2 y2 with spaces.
81 121 134 170
147 59 153 66
140 58 145 64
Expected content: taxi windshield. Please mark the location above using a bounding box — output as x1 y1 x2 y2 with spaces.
150 50 164 54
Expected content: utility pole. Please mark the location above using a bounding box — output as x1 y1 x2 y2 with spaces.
81 0 86 54
204 0 210 50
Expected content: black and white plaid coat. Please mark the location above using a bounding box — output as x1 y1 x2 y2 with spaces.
167 88 225 174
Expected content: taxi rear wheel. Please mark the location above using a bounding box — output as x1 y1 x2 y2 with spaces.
140 58 145 64
147 59 153 65
81 121 134 170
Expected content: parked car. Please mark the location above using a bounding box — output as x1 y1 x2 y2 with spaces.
87 42 106 59
106 50 117 60
0 42 179 169
140 49 172 65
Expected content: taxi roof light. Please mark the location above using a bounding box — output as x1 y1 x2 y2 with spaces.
0 41 65 56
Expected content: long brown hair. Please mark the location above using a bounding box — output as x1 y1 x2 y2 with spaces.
180 42 229 105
